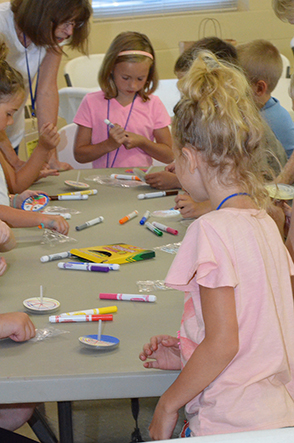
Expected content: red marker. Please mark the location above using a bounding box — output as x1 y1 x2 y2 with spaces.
151 221 178 235
49 314 113 323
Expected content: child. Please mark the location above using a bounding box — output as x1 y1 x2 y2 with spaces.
139 52 294 439
73 31 173 168
0 40 69 233
273 0 294 22
237 39 294 159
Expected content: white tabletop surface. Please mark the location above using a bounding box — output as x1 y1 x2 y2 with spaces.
0 168 186 404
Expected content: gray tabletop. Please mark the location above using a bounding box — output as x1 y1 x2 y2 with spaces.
0 169 186 404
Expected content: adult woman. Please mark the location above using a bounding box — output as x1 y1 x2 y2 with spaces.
0 0 92 174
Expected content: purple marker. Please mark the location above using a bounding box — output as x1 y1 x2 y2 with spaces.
58 262 110 273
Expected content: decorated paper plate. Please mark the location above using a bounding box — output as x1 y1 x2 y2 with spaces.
266 184 294 200
79 334 119 350
21 194 49 211
23 297 60 313
64 180 90 190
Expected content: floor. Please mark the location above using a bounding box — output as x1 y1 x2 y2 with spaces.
16 398 186 442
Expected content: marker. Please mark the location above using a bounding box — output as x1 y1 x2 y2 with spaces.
145 222 163 236
49 195 88 201
152 221 178 235
57 189 97 196
137 190 179 200
60 306 118 316
57 262 119 270
110 174 141 181
100 293 157 303
58 262 110 272
139 210 151 225
49 314 113 323
104 118 115 128
75 216 104 231
119 210 138 225
41 212 71 219
40 251 72 263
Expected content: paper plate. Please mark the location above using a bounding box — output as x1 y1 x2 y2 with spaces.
266 184 294 200
79 334 119 350
23 297 60 313
64 180 90 190
21 194 49 211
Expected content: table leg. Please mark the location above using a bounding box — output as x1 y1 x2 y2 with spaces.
57 401 74 443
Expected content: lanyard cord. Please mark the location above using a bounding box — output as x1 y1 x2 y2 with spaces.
106 92 137 168
23 33 41 118
216 193 251 210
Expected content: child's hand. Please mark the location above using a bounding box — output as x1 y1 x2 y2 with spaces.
165 161 176 173
0 312 35 342
38 123 60 151
15 190 48 209
0 257 7 275
123 131 145 150
145 171 181 190
139 335 181 370
108 124 128 149
149 397 179 441
41 215 69 235
174 193 211 219
0 220 11 244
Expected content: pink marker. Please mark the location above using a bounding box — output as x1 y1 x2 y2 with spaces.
151 221 178 235
99 293 156 303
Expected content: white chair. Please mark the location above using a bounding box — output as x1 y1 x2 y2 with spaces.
58 86 99 124
64 54 105 88
56 123 92 169
153 79 181 117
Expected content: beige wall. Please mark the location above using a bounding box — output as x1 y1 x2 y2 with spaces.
59 0 294 87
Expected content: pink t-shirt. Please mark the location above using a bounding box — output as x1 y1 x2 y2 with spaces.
73 90 171 168
165 208 294 436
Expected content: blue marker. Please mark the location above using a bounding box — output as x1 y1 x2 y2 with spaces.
139 210 151 225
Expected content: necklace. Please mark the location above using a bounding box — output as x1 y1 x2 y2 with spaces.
216 192 251 210
23 33 41 119
106 93 137 168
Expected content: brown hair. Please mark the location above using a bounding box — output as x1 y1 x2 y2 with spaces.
0 39 24 102
237 39 283 93
98 31 158 102
174 37 239 75
11 0 92 53
272 0 294 21
173 52 269 208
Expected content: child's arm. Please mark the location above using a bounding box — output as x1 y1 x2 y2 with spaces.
174 193 212 219
124 126 174 164
74 124 129 163
1 123 60 194
145 171 181 190
149 285 239 441
276 150 294 185
0 312 35 342
0 205 69 234
285 209 294 297
139 335 181 370
0 219 16 252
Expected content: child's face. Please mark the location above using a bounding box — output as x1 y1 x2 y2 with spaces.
112 59 151 102
0 91 24 131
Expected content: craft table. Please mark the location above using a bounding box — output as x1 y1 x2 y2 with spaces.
0 168 185 442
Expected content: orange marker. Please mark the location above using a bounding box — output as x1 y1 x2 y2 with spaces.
119 210 138 224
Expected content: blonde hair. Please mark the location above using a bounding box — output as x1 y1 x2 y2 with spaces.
289 73 294 99
0 39 24 102
172 52 269 208
272 0 294 21
237 40 283 93
98 31 158 102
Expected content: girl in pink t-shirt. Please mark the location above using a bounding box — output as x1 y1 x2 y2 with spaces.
139 52 294 439
74 31 173 168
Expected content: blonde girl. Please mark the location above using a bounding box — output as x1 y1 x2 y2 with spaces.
74 31 173 168
139 52 294 439
0 41 69 234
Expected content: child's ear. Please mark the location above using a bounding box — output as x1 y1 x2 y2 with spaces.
182 146 198 173
254 80 268 97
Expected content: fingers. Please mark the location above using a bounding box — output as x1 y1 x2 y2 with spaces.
0 257 7 276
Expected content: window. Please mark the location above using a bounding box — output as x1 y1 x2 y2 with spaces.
92 0 238 20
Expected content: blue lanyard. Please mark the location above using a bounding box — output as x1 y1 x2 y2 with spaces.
216 193 250 210
23 34 41 118
106 93 137 168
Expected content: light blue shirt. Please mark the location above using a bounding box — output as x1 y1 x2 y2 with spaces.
261 97 294 159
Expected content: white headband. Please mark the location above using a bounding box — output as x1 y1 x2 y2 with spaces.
118 50 154 60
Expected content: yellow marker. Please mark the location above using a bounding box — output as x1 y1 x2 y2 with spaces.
57 189 98 197
59 306 118 316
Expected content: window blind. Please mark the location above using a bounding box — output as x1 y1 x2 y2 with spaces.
92 0 238 20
